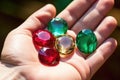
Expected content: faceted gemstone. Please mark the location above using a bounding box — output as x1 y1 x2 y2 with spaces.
55 35 75 57
76 29 97 54
33 30 55 50
48 18 68 37
38 47 60 66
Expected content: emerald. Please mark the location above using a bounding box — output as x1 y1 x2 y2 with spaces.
76 29 97 54
48 18 68 37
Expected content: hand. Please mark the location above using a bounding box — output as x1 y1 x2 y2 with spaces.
1 0 117 80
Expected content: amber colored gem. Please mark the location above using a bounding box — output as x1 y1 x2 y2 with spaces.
55 35 75 57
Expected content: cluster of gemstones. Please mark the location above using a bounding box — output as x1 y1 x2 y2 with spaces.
33 18 75 66
33 18 97 66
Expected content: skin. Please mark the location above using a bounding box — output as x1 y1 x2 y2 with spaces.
0 0 117 80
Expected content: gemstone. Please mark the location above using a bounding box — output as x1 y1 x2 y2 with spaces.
33 30 55 50
76 29 97 54
48 18 68 37
55 35 75 57
38 47 60 66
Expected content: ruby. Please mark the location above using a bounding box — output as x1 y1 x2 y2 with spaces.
33 30 55 50
38 47 60 66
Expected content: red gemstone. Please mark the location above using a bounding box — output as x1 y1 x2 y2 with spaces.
38 47 60 66
33 30 55 50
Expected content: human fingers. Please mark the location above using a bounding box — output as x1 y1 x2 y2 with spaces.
62 17 117 77
95 16 117 46
1 4 56 65
86 38 117 78
72 0 114 34
57 0 96 28
18 4 56 32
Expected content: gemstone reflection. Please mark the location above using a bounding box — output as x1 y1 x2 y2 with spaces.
38 47 60 66
55 35 75 57
48 18 68 37
76 29 97 54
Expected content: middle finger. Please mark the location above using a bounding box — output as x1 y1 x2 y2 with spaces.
71 0 114 34
57 0 96 28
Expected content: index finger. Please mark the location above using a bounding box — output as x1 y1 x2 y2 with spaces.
57 0 96 28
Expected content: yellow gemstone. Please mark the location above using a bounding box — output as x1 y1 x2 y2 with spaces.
55 35 75 57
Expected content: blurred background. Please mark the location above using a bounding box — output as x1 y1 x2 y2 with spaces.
0 0 120 80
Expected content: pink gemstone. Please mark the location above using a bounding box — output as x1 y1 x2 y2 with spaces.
33 30 55 50
38 47 60 66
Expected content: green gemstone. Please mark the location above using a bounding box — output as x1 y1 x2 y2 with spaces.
48 18 68 37
76 29 97 54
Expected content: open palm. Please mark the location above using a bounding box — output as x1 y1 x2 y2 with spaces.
1 0 117 80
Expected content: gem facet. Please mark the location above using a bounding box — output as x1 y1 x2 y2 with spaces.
48 18 68 37
38 47 60 66
55 35 75 57
33 30 55 50
76 29 97 54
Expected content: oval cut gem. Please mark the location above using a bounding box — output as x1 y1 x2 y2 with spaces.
38 47 60 66
33 30 55 50
55 35 75 57
48 18 68 37
76 29 97 54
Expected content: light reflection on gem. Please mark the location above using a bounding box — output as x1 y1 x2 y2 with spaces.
48 18 68 37
33 30 55 50
76 29 97 54
38 47 60 66
55 35 75 57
